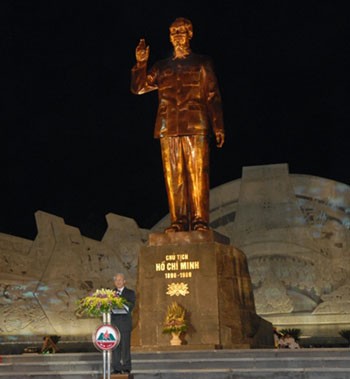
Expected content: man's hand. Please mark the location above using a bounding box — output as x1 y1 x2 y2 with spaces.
216 131 225 148
135 38 150 64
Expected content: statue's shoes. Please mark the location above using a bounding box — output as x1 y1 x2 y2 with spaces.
192 221 209 231
164 222 186 233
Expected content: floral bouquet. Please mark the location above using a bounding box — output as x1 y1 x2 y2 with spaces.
162 302 187 334
76 288 127 317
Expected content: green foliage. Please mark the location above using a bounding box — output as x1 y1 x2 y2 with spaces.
339 329 350 343
280 328 302 341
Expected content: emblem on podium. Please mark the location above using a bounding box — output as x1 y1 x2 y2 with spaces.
93 324 120 351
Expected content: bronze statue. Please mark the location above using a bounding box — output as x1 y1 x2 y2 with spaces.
131 17 225 233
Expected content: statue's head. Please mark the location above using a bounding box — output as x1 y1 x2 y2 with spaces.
169 17 193 50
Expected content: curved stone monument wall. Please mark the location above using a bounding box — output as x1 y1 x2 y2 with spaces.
0 211 146 339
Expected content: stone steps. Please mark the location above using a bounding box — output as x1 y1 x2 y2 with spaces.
1 349 350 379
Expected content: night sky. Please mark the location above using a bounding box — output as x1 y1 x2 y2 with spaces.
2 1 349 240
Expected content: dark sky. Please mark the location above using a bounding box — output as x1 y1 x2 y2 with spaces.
2 1 349 240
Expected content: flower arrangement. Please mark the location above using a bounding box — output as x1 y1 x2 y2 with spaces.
162 302 187 334
76 288 127 317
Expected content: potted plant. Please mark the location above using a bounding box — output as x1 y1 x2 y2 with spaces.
75 288 127 317
162 302 187 346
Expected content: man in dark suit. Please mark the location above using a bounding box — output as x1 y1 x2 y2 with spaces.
131 17 225 233
111 273 136 374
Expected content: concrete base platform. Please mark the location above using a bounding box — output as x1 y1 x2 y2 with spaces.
1 349 350 379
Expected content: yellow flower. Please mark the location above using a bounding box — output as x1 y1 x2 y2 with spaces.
76 288 127 317
162 302 187 334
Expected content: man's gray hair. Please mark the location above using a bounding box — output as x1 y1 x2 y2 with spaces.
113 273 125 280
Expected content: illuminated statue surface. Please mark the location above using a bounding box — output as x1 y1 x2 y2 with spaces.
131 17 225 232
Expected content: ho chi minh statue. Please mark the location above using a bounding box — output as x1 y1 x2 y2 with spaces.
131 17 225 233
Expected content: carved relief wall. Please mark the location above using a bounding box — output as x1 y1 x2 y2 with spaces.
0 212 146 338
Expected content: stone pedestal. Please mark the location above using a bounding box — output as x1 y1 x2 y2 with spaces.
133 231 273 349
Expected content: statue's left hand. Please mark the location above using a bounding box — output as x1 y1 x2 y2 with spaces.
216 131 225 148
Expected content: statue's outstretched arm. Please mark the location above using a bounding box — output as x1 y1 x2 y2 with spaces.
131 38 157 95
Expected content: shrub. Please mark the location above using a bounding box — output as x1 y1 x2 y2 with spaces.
280 328 302 341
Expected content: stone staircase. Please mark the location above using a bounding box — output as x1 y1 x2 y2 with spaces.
1 348 350 379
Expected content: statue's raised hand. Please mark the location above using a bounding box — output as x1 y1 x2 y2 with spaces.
135 38 150 63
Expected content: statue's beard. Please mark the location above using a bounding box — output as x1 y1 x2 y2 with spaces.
173 44 191 59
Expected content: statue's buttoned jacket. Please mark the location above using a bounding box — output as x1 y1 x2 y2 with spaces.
131 53 224 139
